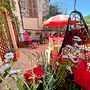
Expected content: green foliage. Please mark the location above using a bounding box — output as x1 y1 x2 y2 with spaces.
55 61 71 89
0 0 18 24
27 31 31 35
44 2 67 20
43 26 54 31
46 4 62 18
0 77 12 90
0 0 17 31
84 14 90 24
0 0 20 43
1 0 15 13
0 14 5 33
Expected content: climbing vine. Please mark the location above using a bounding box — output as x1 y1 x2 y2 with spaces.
0 0 19 51
0 0 15 16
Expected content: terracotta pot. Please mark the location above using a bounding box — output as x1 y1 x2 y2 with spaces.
14 50 20 61
18 41 26 48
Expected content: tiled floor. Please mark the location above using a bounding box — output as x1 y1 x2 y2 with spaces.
12 44 48 72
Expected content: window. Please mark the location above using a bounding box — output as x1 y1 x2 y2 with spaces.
19 0 38 18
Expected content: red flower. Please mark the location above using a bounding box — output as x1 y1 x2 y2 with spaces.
80 50 86 53
76 59 87 71
24 70 32 82
86 51 90 57
72 59 90 90
57 54 62 63
50 36 54 38
50 50 58 60
24 65 45 83
46 33 50 38
73 70 90 90
54 34 60 37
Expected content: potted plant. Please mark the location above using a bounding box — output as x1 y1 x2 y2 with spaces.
13 50 20 61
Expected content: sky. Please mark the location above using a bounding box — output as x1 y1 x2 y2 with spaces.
50 0 90 16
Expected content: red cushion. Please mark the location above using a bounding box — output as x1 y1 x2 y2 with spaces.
23 32 31 42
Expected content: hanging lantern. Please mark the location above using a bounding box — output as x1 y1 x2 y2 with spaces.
59 10 90 54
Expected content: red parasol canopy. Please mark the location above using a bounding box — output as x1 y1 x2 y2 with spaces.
43 14 79 26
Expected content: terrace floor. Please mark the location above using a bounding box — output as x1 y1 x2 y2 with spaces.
12 44 48 72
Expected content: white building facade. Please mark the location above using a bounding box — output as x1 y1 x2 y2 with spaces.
13 0 49 41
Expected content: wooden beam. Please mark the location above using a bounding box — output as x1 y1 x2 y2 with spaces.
5 9 18 50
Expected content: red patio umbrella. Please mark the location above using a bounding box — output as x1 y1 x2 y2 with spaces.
43 14 79 26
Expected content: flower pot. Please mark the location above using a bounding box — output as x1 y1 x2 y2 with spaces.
18 41 26 48
13 50 20 61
